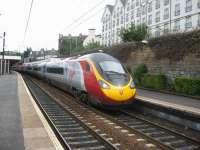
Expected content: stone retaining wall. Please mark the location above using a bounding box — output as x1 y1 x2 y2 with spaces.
124 46 200 81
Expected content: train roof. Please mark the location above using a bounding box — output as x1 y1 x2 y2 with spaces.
78 53 118 63
22 53 119 67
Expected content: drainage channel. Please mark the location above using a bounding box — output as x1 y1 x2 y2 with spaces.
23 75 117 150
111 110 200 150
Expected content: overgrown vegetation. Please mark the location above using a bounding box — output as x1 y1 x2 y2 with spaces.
142 74 167 90
120 23 148 42
132 64 148 85
174 77 200 95
84 41 102 50
149 29 200 61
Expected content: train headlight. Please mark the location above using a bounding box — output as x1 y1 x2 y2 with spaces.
130 81 135 89
98 80 110 89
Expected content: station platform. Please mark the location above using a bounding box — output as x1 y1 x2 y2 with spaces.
136 89 200 116
0 73 62 150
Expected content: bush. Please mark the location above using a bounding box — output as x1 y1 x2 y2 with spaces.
132 64 148 85
142 74 167 90
174 77 200 95
120 23 148 42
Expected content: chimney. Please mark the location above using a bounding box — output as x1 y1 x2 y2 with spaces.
88 29 96 37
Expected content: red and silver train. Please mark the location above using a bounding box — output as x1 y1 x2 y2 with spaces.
17 53 136 107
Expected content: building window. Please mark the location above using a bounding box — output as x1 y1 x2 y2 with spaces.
186 0 192 12
155 0 160 9
113 20 115 28
113 11 116 18
136 0 139 6
148 15 152 25
198 14 200 27
136 8 141 17
117 18 119 26
131 10 134 20
117 12 119 18
142 17 146 23
117 28 120 36
126 13 129 22
127 3 130 11
131 3 134 9
137 19 140 25
148 1 152 12
155 27 160 37
155 11 160 22
164 8 169 19
148 29 152 37
185 16 192 29
175 3 180 16
121 16 124 24
198 0 200 8
164 23 169 34
164 0 169 6
142 5 146 15
174 19 180 31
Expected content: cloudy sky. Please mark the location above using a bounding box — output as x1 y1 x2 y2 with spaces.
0 0 114 52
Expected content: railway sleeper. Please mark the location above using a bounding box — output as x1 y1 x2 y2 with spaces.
68 140 104 149
65 135 93 140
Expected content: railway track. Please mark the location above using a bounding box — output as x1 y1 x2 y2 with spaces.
23 75 117 150
108 110 200 150
24 75 200 150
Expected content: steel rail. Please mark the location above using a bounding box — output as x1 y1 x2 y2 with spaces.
25 75 200 150
23 75 117 150
118 110 200 150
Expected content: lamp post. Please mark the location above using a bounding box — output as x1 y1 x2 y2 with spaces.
169 0 172 32
2 32 5 75
69 34 71 56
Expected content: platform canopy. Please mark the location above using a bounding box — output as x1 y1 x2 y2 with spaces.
0 55 21 60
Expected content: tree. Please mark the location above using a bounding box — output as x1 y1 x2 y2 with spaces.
120 23 148 42
85 41 101 50
23 47 32 58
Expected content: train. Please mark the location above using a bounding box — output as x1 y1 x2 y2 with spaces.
16 52 136 108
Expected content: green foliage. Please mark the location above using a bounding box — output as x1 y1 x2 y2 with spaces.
149 29 200 61
73 46 85 53
142 74 167 90
174 77 200 95
120 23 148 42
23 47 32 58
84 41 101 50
59 36 85 55
132 64 148 85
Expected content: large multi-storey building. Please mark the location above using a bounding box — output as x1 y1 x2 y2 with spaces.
58 34 87 55
101 0 200 46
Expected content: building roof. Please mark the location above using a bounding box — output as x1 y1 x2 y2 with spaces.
0 55 21 60
106 5 114 13
120 0 126 6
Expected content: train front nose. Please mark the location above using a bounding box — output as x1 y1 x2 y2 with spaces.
99 79 136 103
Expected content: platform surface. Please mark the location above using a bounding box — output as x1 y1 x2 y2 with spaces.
137 89 200 115
0 73 58 150
0 74 24 150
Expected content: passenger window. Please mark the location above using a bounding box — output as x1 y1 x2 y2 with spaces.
86 63 90 72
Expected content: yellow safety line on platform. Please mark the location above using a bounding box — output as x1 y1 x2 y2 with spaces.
17 73 64 150
137 95 200 116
